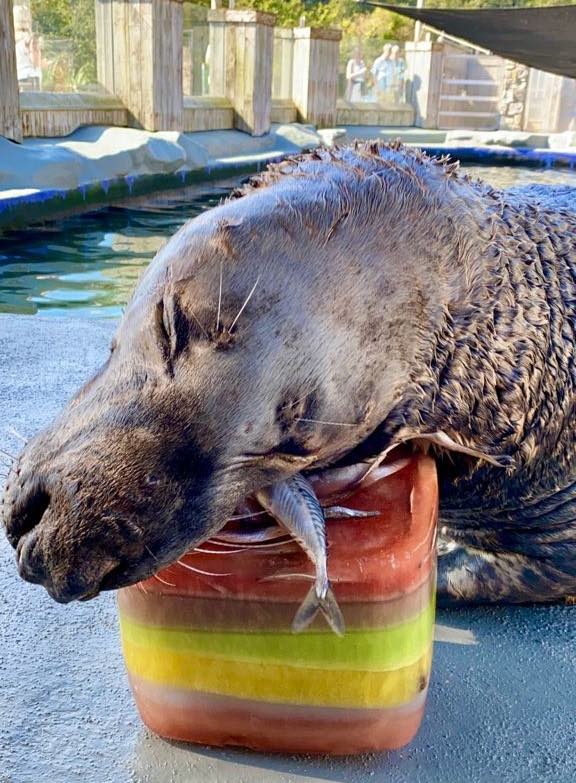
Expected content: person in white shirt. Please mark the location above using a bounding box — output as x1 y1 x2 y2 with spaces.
345 47 367 102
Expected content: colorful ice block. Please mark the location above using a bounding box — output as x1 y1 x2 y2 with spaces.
118 453 438 754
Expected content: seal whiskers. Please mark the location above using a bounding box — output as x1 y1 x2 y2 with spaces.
228 275 260 333
176 559 233 577
153 573 176 588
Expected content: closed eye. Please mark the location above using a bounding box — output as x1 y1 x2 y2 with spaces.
154 292 210 373
154 298 172 373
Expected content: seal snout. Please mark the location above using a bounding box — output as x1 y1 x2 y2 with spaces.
2 461 143 603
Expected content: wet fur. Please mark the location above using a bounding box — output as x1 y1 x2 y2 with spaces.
235 143 576 602
3 142 576 604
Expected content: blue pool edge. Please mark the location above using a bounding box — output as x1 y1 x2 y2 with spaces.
1 127 576 232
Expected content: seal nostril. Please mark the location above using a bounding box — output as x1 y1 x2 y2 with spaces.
8 487 51 547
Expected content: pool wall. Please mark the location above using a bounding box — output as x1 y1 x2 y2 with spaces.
1 124 576 231
0 124 324 230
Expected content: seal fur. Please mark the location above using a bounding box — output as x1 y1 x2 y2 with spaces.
3 142 576 605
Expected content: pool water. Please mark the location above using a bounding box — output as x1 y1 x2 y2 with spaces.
1 165 575 318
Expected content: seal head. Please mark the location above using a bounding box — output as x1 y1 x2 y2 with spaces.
3 143 576 604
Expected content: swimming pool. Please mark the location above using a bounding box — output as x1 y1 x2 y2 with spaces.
1 164 576 318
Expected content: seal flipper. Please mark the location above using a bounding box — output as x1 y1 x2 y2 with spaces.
437 541 576 605
292 585 345 636
416 431 513 468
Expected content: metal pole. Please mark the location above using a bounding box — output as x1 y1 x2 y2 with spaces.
414 0 424 43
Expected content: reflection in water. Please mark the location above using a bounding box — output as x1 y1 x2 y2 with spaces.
464 164 576 191
0 192 223 319
1 166 575 319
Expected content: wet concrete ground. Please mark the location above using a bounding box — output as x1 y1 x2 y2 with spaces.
0 315 575 783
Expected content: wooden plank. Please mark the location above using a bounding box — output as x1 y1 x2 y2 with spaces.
442 79 497 87
253 19 273 135
21 107 129 137
214 10 274 136
440 95 499 103
270 98 296 124
95 0 115 92
0 0 22 140
111 0 128 109
272 29 293 100
128 0 143 128
207 10 226 97
438 110 497 118
182 96 232 131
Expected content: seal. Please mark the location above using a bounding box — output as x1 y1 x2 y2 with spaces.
2 142 576 606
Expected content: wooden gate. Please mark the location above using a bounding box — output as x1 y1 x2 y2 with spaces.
438 51 504 130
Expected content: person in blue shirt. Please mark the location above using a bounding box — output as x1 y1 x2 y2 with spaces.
371 43 392 103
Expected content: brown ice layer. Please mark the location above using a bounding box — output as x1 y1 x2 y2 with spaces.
118 576 433 632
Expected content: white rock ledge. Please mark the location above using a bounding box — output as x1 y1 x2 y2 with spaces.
0 124 323 195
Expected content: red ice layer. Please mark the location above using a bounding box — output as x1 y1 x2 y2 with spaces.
140 453 438 603
129 675 428 755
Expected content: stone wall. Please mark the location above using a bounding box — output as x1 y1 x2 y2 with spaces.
497 60 529 131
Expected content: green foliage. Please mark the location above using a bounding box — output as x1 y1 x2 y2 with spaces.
238 0 307 26
30 0 97 85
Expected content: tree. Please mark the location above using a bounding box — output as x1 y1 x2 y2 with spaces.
30 0 97 85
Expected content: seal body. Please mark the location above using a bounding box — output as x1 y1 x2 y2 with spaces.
2 143 576 605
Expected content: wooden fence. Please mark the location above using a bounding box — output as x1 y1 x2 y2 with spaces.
406 40 575 133
4 2 572 142
0 0 347 141
524 68 576 133
0 0 420 141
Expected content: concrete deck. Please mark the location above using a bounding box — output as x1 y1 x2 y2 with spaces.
0 315 575 783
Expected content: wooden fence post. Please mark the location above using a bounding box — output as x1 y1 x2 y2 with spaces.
208 8 275 136
272 28 294 101
206 7 227 98
405 40 445 129
95 0 183 131
291 27 341 128
0 0 22 141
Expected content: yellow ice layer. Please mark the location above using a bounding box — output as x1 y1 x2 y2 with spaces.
119 598 434 672
121 638 433 709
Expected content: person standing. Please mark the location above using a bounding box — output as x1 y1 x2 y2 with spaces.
371 44 392 103
345 47 367 102
390 44 407 102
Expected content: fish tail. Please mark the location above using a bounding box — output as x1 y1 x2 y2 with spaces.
292 584 345 636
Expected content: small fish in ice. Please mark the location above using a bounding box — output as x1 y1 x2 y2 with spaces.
256 474 345 636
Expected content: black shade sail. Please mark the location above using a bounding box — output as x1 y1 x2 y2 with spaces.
359 3 576 79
